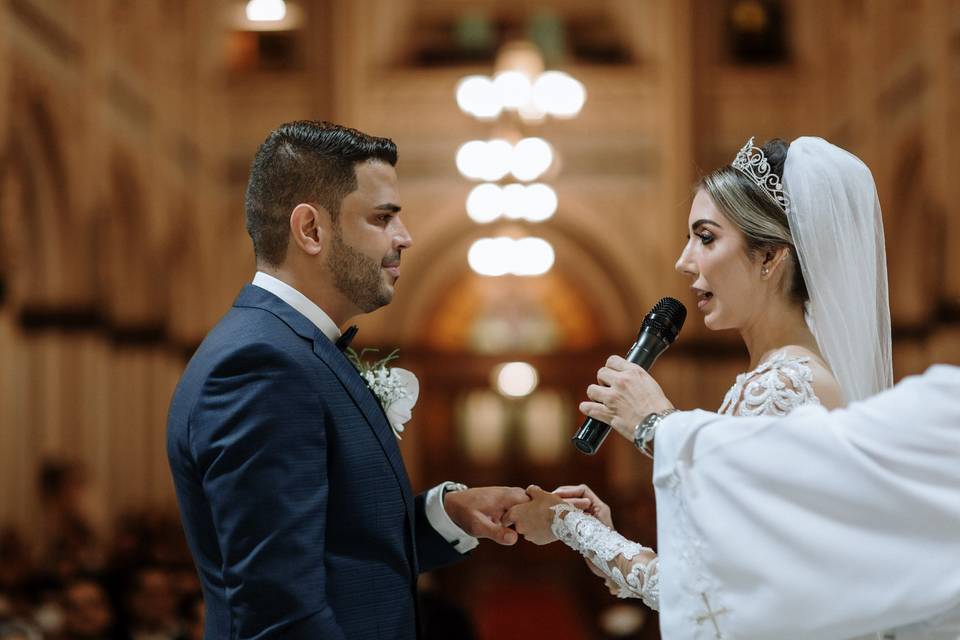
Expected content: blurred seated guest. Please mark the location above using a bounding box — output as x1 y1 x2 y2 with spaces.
129 515 191 572
165 566 200 619
0 528 30 594
38 459 101 577
59 575 118 640
105 513 153 573
175 593 203 640
22 574 65 637
0 620 42 640
124 567 179 640
0 528 32 621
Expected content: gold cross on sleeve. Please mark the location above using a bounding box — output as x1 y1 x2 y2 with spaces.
694 592 729 638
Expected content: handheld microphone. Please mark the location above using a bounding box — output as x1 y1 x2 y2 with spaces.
571 297 687 455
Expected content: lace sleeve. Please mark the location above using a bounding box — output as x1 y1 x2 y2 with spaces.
550 503 660 610
720 355 821 417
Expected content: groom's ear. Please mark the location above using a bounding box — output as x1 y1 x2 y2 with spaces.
289 203 330 257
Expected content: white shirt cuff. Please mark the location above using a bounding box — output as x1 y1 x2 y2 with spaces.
425 482 479 554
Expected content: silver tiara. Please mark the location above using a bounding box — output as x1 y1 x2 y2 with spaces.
731 137 789 210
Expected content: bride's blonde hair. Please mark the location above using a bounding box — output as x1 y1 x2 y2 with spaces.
698 138 808 305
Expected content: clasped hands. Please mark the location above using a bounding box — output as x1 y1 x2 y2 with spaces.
443 484 613 548
502 356 670 546
447 355 671 547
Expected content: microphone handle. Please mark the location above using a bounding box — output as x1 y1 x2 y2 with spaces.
571 331 671 455
625 331 671 370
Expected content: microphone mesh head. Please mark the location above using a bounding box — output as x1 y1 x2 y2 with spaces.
642 297 687 343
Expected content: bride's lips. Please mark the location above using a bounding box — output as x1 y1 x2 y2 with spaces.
693 287 714 310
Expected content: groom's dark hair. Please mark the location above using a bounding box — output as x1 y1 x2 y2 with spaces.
245 120 398 266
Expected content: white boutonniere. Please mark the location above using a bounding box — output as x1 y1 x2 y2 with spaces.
346 348 419 439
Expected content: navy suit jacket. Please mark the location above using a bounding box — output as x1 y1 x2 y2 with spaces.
167 285 465 639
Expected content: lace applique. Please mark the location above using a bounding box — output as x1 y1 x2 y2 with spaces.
550 503 660 610
719 352 820 417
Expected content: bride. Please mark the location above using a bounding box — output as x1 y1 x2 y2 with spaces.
506 136 892 614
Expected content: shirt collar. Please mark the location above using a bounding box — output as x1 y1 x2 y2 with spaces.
251 271 342 342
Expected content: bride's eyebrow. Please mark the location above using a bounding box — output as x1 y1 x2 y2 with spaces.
692 219 722 231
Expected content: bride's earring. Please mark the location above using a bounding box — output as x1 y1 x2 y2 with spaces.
761 266 770 278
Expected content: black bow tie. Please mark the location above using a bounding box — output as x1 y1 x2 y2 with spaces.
336 325 358 352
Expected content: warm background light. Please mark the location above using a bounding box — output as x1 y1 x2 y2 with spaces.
532 71 586 118
245 0 286 22
456 70 586 121
494 361 540 397
465 183 504 223
509 137 553 182
492 70 532 109
455 75 502 120
468 237 555 276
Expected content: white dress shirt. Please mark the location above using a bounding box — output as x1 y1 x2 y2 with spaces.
252 272 477 553
652 365 960 639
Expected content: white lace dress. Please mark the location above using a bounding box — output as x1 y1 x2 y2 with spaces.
551 352 820 611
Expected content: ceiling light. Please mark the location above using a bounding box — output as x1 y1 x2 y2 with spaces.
245 0 286 22
495 362 539 398
510 137 553 182
466 184 504 224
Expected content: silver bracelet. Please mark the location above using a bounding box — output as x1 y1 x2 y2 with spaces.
632 409 676 457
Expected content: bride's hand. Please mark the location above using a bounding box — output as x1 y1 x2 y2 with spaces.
553 484 617 584
504 485 564 545
553 484 613 529
579 355 674 442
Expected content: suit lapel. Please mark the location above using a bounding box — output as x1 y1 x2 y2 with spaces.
233 285 416 517
310 336 414 498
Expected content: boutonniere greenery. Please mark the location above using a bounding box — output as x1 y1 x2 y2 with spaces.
346 348 419 439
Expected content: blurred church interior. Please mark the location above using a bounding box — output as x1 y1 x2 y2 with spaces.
1 0 958 638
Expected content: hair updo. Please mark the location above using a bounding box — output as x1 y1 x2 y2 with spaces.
698 138 809 305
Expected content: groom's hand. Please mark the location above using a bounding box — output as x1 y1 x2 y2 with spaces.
503 486 564 546
444 486 529 546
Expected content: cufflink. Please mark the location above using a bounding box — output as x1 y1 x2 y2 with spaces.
441 481 468 497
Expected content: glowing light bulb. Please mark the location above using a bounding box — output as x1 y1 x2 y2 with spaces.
495 362 539 397
532 71 586 118
493 71 532 110
455 75 501 119
466 184 504 223
480 139 512 181
501 184 528 220
468 237 555 276
246 0 286 22
510 137 553 182
524 183 558 222
455 141 488 180
512 237 555 275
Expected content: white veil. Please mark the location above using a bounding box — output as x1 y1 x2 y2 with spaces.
782 137 893 403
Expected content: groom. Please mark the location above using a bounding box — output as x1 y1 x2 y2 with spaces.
167 121 528 639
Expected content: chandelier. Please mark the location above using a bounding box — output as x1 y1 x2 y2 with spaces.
454 40 586 277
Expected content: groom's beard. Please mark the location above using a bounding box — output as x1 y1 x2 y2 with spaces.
327 226 395 313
